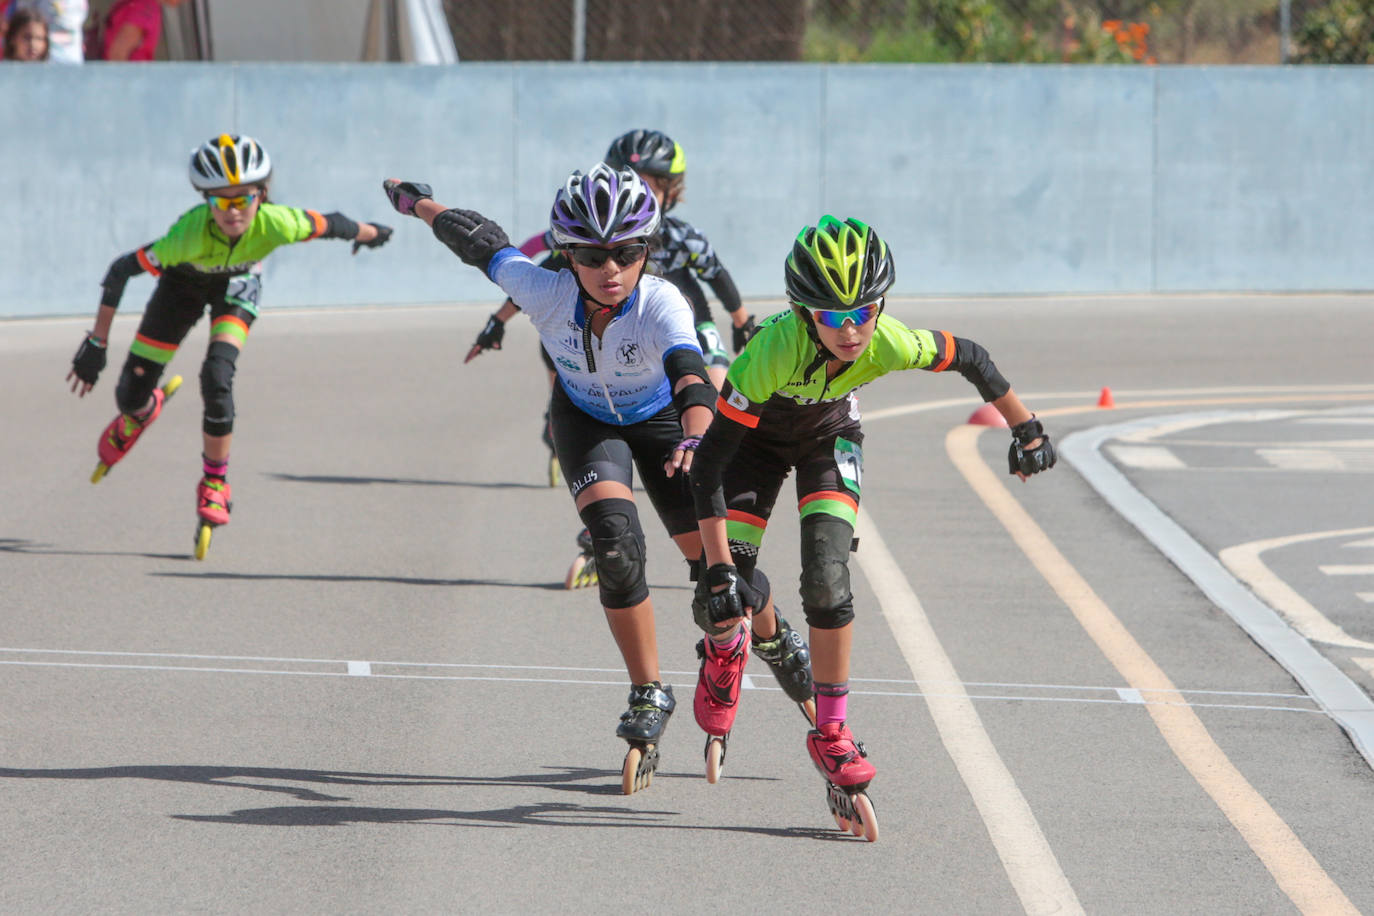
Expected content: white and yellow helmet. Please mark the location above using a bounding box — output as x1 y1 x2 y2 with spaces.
189 134 272 190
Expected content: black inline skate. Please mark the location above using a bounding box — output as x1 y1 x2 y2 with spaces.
616 682 674 795
751 612 817 725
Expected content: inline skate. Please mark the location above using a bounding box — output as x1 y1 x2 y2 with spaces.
90 375 182 483
806 721 878 842
694 629 750 784
750 612 817 725
617 682 674 795
564 528 597 589
193 475 232 560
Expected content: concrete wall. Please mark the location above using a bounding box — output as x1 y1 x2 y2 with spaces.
2 62 1370 318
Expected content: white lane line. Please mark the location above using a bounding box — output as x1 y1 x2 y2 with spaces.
1107 445 1187 469
347 661 372 676
1343 538 1374 549
1355 659 1374 678
1359 594 1374 604
1320 565 1374 576
1219 529 1374 651
1116 688 1146 704
740 674 758 690
1063 415 1374 769
855 508 1082 916
0 659 1324 715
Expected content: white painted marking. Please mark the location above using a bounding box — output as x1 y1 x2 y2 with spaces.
1320 565 1374 576
1258 449 1346 471
1355 659 1374 678
1358 593 1374 604
740 673 757 691
1064 416 1374 771
1117 411 1297 443
347 661 371 676
855 508 1083 916
1108 445 1187 469
1296 417 1374 426
1343 538 1374 549
1219 529 1374 651
1116 688 1146 704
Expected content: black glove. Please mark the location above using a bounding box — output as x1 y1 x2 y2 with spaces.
732 315 757 353
432 208 511 271
382 179 433 216
1008 415 1057 476
71 333 106 386
472 312 506 352
352 224 393 254
697 563 765 624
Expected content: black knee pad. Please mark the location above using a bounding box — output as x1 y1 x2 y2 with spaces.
746 565 771 610
200 340 239 436
798 515 855 629
114 355 163 415
580 497 648 609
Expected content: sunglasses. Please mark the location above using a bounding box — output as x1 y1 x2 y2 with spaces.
809 298 882 329
205 192 259 211
568 242 649 269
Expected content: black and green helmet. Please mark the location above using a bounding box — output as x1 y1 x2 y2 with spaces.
784 216 895 311
604 129 686 180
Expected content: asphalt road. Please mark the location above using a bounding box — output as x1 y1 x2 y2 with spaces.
3 293 1372 914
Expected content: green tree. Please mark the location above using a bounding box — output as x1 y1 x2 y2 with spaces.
1295 0 1374 62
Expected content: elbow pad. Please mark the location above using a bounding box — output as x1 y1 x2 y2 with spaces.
663 347 715 414
100 251 146 309
432 208 511 273
320 211 362 240
952 336 1011 402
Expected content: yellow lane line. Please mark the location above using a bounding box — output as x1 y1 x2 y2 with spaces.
947 421 1358 915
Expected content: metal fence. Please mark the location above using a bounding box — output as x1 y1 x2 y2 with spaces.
442 0 1344 65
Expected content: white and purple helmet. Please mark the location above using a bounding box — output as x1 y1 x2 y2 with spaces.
549 162 660 247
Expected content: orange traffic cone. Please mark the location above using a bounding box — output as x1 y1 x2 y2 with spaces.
967 403 1008 427
1097 387 1115 408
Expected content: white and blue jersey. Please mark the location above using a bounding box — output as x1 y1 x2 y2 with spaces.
487 247 702 426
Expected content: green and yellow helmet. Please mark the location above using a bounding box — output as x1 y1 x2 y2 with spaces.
784 216 895 312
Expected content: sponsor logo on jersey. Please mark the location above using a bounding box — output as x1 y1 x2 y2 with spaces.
616 341 642 365
727 390 749 411
570 469 599 495
556 357 581 373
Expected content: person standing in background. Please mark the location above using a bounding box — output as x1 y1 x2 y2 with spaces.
101 0 181 61
7 0 85 62
2 6 48 59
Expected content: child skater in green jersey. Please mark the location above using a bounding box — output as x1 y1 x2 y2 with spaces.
687 215 1057 840
68 133 392 558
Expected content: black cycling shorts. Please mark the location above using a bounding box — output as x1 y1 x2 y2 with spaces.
548 380 697 537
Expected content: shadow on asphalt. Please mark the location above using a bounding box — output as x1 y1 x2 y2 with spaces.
268 473 550 490
0 764 848 838
151 570 571 590
0 538 189 561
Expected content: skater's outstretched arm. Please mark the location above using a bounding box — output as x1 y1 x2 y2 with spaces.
383 179 510 274
67 246 154 396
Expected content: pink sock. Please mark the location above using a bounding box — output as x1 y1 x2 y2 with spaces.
709 627 745 654
815 681 849 728
203 454 229 479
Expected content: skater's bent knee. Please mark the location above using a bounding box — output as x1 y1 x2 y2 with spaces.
581 497 649 608
200 341 239 437
799 515 855 629
115 357 161 414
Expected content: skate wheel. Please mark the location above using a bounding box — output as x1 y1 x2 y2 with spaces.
162 375 183 398
548 455 561 488
194 522 212 561
799 698 817 727
853 792 879 843
565 555 587 590
833 811 851 832
91 463 108 484
704 737 725 784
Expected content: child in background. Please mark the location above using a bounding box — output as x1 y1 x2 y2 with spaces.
69 134 392 558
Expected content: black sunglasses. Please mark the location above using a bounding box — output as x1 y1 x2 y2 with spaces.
568 242 649 269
